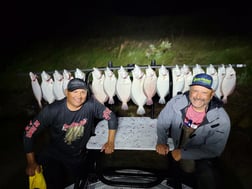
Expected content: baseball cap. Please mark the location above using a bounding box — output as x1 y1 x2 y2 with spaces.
190 73 213 90
67 78 88 92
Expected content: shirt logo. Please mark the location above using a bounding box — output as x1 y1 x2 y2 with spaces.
25 120 40 138
62 119 87 145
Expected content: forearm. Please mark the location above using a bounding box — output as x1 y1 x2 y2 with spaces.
25 152 40 176
107 129 116 144
26 152 36 164
101 129 116 154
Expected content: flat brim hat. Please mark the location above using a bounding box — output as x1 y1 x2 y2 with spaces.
67 78 88 92
190 73 213 90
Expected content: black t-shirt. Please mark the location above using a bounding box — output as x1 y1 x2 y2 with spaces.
24 97 117 157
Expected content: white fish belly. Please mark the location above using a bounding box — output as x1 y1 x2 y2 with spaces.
53 81 65 100
116 79 131 110
143 77 157 105
41 81 55 104
91 78 108 104
31 81 42 108
172 76 185 97
104 77 117 104
156 77 169 104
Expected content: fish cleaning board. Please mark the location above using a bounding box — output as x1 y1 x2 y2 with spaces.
86 117 174 151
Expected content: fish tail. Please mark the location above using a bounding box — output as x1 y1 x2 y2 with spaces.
121 102 128 110
158 97 166 104
146 98 153 105
137 106 145 115
38 101 43 109
108 97 115 104
222 96 228 104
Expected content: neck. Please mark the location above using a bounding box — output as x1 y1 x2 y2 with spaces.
66 102 82 111
191 105 207 113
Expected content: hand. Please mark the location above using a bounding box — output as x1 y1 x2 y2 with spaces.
101 142 115 154
171 149 181 161
156 144 169 155
26 162 40 176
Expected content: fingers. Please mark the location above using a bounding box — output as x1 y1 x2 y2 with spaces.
26 163 40 176
101 143 115 154
156 144 169 155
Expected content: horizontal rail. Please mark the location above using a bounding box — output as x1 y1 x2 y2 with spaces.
18 60 247 76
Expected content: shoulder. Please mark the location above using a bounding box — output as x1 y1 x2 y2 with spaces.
43 98 66 112
168 93 189 108
83 97 106 109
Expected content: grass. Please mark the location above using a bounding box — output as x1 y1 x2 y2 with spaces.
2 15 252 123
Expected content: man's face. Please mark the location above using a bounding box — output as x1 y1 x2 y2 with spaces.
66 89 87 111
189 85 214 111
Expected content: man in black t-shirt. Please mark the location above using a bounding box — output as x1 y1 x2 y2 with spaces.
24 78 118 189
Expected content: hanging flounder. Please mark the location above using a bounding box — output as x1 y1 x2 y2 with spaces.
181 64 193 93
156 65 170 104
143 65 157 105
116 66 132 110
41 71 55 104
192 64 205 76
63 69 73 93
53 70 65 100
215 64 226 99
91 67 108 104
74 68 85 81
172 65 185 97
29 72 43 108
206 64 219 91
104 67 117 104
221 64 236 104
131 65 147 115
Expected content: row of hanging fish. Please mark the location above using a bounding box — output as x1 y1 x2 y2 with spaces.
29 68 85 108
89 64 236 115
29 64 236 115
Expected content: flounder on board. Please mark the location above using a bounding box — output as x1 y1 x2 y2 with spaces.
104 67 117 104
131 65 147 115
63 69 73 92
53 70 65 100
192 64 205 76
156 65 170 104
172 65 185 97
116 66 132 110
74 68 85 81
91 68 108 104
143 65 157 105
221 64 236 104
41 71 55 104
29 72 43 108
181 64 193 93
206 64 219 91
215 64 226 99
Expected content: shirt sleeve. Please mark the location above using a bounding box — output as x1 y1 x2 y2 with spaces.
157 101 173 145
92 98 118 130
23 106 52 153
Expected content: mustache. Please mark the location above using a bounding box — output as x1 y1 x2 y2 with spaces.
193 97 204 101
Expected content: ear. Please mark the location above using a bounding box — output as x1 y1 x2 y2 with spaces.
64 89 68 96
211 90 215 98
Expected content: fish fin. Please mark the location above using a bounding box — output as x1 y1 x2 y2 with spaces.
121 103 128 110
137 106 145 115
158 97 166 104
222 96 228 104
108 97 114 104
146 99 153 105
38 101 43 109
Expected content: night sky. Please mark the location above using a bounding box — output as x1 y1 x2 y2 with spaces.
1 0 251 60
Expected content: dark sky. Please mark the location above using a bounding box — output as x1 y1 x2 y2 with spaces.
1 0 251 57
